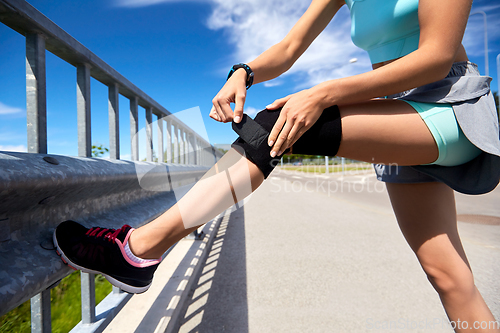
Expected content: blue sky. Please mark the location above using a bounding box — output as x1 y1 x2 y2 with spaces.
0 0 499 159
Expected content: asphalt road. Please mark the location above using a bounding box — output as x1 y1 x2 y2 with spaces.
173 167 499 333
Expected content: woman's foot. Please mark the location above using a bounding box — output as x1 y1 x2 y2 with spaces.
53 220 161 294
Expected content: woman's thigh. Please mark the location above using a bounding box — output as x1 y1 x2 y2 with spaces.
337 99 439 165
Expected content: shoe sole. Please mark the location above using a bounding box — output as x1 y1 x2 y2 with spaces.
52 230 151 294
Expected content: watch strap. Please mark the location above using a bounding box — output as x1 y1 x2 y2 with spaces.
227 63 254 89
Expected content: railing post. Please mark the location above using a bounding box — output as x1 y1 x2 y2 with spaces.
200 146 203 166
205 146 210 166
146 107 153 162
186 132 192 165
157 115 164 163
183 130 188 164
81 272 96 324
178 129 183 164
194 136 199 165
77 64 92 157
26 33 47 154
166 119 172 163
130 97 139 161
211 146 217 164
180 128 185 164
173 123 179 164
31 290 51 333
108 83 120 159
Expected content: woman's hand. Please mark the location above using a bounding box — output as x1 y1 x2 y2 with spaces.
266 87 329 157
210 69 247 123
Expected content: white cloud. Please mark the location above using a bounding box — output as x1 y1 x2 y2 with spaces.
206 1 369 88
0 145 27 152
463 4 500 57
115 0 370 88
263 79 283 88
118 0 499 88
0 102 24 115
244 106 260 117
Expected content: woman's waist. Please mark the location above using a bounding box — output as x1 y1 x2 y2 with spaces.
386 62 490 103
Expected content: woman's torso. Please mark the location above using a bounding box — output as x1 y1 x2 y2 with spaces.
344 0 469 69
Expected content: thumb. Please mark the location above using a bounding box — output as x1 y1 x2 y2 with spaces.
233 92 246 123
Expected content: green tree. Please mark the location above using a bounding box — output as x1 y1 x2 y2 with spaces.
217 148 228 155
92 144 109 158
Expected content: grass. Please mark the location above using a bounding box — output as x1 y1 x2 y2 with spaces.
280 164 371 174
0 272 113 333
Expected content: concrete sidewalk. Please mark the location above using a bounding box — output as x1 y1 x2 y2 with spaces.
173 170 499 333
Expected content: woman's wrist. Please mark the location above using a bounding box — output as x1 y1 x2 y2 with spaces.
230 68 248 84
311 81 340 108
228 64 254 89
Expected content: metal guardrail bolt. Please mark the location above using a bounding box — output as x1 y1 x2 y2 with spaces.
40 229 56 251
42 156 59 165
39 239 56 251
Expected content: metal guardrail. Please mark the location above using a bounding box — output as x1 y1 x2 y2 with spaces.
0 0 224 331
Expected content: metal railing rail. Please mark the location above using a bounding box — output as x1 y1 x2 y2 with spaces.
0 0 224 332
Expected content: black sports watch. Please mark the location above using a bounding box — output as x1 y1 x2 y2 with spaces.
227 63 254 90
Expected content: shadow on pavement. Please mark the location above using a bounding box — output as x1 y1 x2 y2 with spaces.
174 206 249 333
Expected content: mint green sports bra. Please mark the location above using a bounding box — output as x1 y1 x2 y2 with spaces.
345 0 420 64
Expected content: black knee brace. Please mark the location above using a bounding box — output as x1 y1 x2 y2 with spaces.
231 105 342 178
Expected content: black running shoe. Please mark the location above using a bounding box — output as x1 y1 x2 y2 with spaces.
53 220 161 294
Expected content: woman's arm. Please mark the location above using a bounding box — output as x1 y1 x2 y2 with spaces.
211 0 344 123
312 0 473 106
267 0 473 155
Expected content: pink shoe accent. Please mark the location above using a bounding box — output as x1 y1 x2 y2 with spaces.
116 228 161 268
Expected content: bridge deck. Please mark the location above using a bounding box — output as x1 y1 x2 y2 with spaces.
104 168 500 332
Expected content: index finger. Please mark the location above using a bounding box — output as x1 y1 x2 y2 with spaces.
268 110 287 147
233 90 246 123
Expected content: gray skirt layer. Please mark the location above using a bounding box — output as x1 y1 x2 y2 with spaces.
374 61 500 194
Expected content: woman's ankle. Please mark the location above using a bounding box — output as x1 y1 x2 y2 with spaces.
127 229 154 259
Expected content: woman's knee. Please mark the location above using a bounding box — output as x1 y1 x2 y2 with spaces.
417 253 475 297
231 106 342 178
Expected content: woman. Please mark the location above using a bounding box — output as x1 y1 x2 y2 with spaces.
54 0 500 330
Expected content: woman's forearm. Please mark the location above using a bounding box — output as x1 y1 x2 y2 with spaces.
312 46 455 107
247 42 296 84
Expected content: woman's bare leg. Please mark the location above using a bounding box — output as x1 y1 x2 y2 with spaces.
336 100 497 331
387 182 498 332
129 148 264 259
336 99 439 165
130 99 438 259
